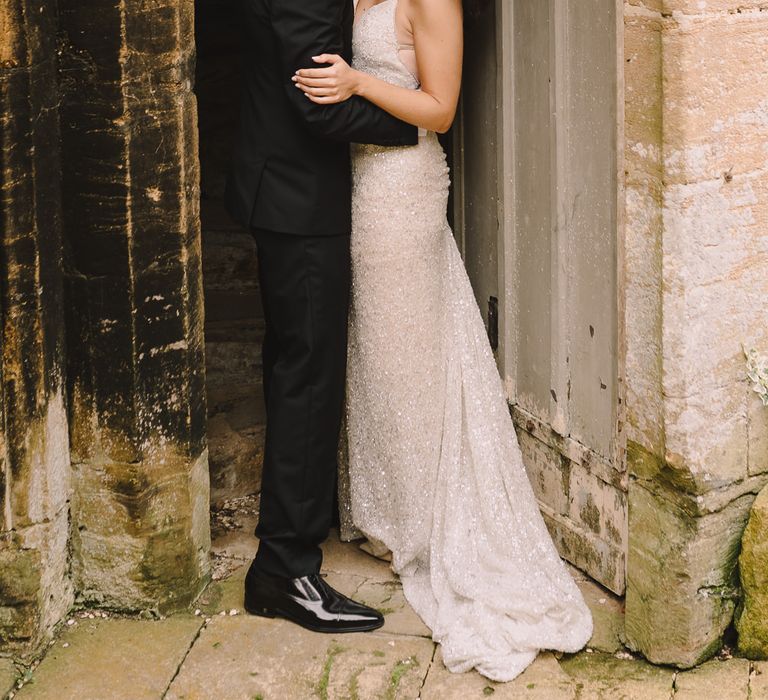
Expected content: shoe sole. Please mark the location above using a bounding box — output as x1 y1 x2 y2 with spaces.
243 602 385 634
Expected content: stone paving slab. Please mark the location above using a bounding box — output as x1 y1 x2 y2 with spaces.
211 514 260 562
674 657 751 699
321 532 397 583
165 615 434 700
1 658 19 698
14 616 203 700
212 520 397 586
421 648 576 699
567 563 625 654
558 650 674 699
322 570 367 599
751 661 768 698
354 579 432 639
195 563 249 616
8 526 760 700
208 532 614 649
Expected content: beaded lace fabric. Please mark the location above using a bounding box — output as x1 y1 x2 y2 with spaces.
340 0 594 682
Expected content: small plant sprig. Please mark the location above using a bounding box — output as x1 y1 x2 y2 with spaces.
743 345 768 406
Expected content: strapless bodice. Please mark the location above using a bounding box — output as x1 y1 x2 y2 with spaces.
352 0 420 90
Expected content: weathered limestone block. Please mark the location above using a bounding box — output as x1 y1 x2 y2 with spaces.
57 0 210 612
0 513 71 653
662 174 768 490
623 5 664 458
623 0 768 667
625 444 759 667
0 659 17 698
659 6 768 492
661 9 768 185
0 0 74 655
665 0 768 13
735 485 768 658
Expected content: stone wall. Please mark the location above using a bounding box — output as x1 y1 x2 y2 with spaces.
623 0 768 667
200 201 265 506
57 0 210 612
1 0 213 654
0 0 73 656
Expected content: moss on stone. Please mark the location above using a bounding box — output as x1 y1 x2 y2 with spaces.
0 659 19 698
315 642 344 700
0 543 43 649
387 655 418 700
627 441 699 503
736 486 768 659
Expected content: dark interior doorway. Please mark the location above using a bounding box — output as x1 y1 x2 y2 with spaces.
193 1 459 510
194 0 266 506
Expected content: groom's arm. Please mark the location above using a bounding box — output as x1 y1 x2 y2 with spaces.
271 0 418 146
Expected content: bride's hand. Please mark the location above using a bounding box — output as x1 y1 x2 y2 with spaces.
292 54 360 104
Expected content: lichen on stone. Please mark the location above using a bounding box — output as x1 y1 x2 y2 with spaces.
743 346 768 407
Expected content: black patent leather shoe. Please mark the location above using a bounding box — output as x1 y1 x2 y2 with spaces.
243 566 385 633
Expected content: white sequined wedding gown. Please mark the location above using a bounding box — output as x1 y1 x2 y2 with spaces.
342 0 594 682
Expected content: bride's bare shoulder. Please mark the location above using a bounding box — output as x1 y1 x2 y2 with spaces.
404 0 462 24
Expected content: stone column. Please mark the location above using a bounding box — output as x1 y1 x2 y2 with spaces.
0 0 74 655
57 0 211 612
623 0 768 667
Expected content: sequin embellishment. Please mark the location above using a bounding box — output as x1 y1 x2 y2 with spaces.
340 0 594 682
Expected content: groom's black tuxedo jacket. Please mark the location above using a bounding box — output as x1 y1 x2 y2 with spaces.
225 0 419 236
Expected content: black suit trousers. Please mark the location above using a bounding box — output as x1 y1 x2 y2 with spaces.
251 227 351 577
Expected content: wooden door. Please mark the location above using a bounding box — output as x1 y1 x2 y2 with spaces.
454 0 626 594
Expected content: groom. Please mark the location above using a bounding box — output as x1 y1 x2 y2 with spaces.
224 0 417 633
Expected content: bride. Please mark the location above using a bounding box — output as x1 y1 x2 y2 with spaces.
293 0 593 682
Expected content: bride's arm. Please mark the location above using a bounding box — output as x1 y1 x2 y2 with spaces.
293 0 463 134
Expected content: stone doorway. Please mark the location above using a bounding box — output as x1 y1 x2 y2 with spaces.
192 0 626 589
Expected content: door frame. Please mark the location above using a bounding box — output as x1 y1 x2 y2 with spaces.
452 0 628 594
452 0 516 395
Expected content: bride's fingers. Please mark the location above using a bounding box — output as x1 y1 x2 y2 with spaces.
307 94 343 104
296 85 338 97
311 53 342 65
295 67 334 79
292 76 334 87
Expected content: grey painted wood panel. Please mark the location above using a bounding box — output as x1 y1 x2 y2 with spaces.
456 0 625 592
563 0 619 460
512 0 554 420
